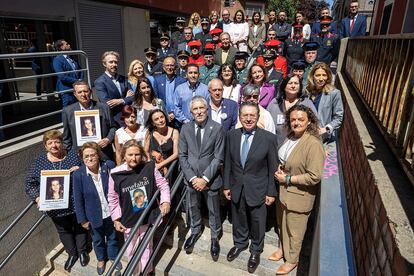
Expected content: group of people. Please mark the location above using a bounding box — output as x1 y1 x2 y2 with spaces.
22 2 367 275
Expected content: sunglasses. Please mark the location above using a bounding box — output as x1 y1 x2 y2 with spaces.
244 94 259 99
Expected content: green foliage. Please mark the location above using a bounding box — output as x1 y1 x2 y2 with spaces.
266 0 300 23
266 0 330 23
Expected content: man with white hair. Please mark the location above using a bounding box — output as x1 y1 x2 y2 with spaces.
179 96 225 261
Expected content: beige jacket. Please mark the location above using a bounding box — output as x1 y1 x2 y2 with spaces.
279 133 325 213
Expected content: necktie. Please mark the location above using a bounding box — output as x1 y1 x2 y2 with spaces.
196 125 202 149
240 132 252 168
111 75 122 96
350 18 355 34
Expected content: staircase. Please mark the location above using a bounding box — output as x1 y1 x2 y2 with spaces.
40 214 308 275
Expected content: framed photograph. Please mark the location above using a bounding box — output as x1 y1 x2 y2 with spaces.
130 188 148 213
39 170 71 211
74 110 102 145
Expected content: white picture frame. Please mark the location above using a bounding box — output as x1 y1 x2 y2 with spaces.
39 170 71 211
74 110 102 146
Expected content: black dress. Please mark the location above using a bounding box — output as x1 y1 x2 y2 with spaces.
149 130 174 161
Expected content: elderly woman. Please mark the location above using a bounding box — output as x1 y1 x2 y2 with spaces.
25 130 88 272
73 142 120 275
218 63 241 103
305 63 344 142
144 109 179 176
229 10 249 52
108 140 171 274
244 64 275 109
127 59 155 92
248 11 266 54
114 105 147 165
272 105 325 275
267 74 317 147
236 84 275 134
132 77 166 125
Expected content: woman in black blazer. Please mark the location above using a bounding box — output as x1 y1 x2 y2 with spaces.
73 142 121 275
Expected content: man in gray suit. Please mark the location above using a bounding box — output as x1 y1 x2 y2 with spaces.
178 96 225 260
214 32 238 66
62 80 116 161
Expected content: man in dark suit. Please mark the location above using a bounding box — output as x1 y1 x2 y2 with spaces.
208 78 238 132
224 102 278 273
272 10 291 40
178 27 194 52
179 96 225 260
94 51 134 126
53 39 83 107
63 80 116 161
340 0 367 38
214 32 238 66
157 33 176 62
311 6 338 35
144 47 163 76
153 56 186 128
195 17 213 50
176 50 190 78
171 17 186 51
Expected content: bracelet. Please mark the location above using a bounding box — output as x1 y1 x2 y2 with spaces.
285 175 291 186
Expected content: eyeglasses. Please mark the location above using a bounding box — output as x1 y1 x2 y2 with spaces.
244 95 259 100
83 153 98 160
184 32 192 35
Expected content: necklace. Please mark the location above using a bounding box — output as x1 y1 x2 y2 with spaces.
48 152 63 170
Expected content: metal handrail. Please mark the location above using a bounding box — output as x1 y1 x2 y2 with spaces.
0 50 90 133
105 160 179 276
0 201 35 241
0 214 47 270
142 181 186 275
123 172 184 276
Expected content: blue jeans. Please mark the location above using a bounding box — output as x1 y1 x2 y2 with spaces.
90 217 119 261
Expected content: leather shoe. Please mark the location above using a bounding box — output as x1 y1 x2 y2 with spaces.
64 255 78 271
79 252 90 267
210 239 220 261
97 261 106 275
226 246 247 262
268 248 283 261
247 253 260 273
276 262 297 275
184 232 202 253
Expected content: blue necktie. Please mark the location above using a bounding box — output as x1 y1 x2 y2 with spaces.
240 132 252 168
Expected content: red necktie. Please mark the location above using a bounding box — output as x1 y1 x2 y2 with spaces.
350 18 355 34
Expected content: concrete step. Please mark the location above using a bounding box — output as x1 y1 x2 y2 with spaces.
160 215 296 276
40 243 128 276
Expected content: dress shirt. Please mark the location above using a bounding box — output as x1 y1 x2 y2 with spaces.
221 48 229 64
79 102 92 111
189 121 210 183
210 100 223 125
86 166 111 219
173 81 209 123
350 14 358 28
105 71 122 96
165 76 176 113
240 129 256 157
63 54 77 70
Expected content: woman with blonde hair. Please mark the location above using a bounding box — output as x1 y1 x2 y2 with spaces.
305 63 343 142
108 140 170 274
127 59 155 92
209 10 222 30
188 12 202 36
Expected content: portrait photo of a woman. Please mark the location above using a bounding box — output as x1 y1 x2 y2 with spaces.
131 188 148 213
46 177 64 200
80 116 96 137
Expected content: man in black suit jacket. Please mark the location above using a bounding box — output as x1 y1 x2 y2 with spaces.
63 80 116 161
224 102 278 273
179 96 225 260
157 33 176 62
94 51 134 126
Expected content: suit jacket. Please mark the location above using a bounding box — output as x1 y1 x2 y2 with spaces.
178 118 225 190
53 55 83 92
73 161 116 228
248 23 266 51
153 74 186 113
94 73 133 126
313 88 344 138
279 133 325 213
224 128 278 206
144 61 163 76
214 46 238 66
340 15 367 38
157 47 176 62
178 42 191 52
208 98 238 132
62 100 116 160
